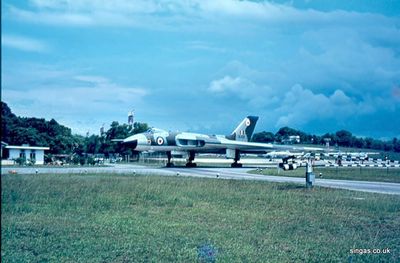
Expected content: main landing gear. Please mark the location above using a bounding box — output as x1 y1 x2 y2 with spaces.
166 151 174 167
231 150 243 168
185 151 197 167
165 151 197 168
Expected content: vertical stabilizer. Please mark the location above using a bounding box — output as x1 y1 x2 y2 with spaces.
226 116 259 142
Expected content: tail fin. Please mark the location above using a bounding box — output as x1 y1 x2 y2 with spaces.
226 116 258 142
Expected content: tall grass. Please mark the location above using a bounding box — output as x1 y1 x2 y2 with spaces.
2 173 399 262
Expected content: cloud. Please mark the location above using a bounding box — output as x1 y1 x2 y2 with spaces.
5 86 147 135
4 75 147 113
185 41 226 53
209 75 242 92
2 35 48 52
208 56 398 134
74 75 109 84
2 63 148 134
208 75 279 107
274 84 375 127
295 30 400 94
3 1 399 137
7 1 185 28
5 0 396 30
393 86 400 101
30 0 160 13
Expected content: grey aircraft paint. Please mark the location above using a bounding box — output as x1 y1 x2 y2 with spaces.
122 116 323 167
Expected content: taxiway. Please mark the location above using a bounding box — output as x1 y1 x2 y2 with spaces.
2 164 400 195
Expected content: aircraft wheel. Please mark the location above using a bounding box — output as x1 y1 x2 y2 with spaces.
231 162 243 168
166 163 174 168
185 162 197 168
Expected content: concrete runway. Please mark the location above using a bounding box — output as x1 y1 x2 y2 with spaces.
165 167 400 195
2 164 400 195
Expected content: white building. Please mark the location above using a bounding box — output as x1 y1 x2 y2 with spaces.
282 135 301 144
4 145 50 165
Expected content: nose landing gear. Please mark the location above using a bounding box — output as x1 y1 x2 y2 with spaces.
166 151 174 167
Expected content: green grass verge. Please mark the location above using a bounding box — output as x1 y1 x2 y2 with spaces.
250 167 400 183
2 173 399 262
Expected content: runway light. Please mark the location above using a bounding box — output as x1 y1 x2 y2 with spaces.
177 172 180 175
216 173 220 178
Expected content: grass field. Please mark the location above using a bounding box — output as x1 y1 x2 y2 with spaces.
2 173 399 262
250 167 400 183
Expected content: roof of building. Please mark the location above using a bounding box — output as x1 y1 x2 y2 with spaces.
5 145 50 150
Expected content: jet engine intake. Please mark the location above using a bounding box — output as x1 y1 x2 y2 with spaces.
176 139 205 147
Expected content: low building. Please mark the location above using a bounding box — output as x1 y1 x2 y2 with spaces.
282 135 301 144
1 141 8 159
4 145 50 165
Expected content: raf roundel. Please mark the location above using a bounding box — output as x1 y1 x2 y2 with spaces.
245 118 251 127
156 137 164 145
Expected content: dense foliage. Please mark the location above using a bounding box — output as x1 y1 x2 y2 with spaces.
1 102 148 158
1 102 78 154
252 126 400 152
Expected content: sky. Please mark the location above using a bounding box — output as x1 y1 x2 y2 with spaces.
2 0 400 139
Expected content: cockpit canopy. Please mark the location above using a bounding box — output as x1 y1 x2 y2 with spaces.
146 128 168 134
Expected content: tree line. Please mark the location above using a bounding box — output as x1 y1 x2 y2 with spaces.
1 102 149 163
2 101 399 163
252 127 400 152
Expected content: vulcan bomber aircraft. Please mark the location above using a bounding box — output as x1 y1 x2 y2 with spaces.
121 116 322 168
